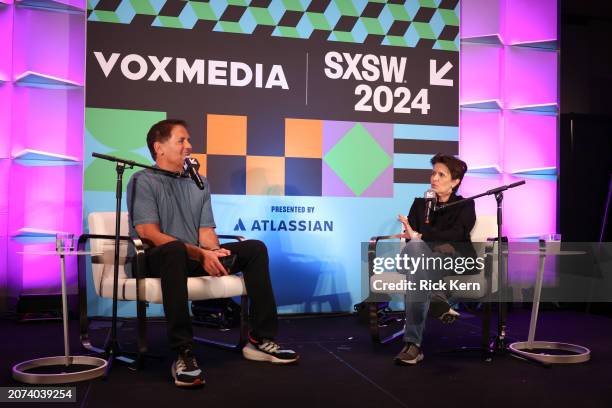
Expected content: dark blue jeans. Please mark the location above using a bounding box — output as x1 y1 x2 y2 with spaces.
400 240 448 346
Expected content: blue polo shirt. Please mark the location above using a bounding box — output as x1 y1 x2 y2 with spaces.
126 167 216 247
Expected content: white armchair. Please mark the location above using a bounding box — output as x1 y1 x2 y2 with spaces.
78 212 248 368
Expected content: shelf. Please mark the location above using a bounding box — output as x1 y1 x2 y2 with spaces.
12 149 80 166
511 167 557 176
15 0 85 14
14 71 83 89
461 35 503 46
460 100 502 111
511 40 558 50
466 165 502 174
11 228 63 243
12 227 61 238
510 103 558 114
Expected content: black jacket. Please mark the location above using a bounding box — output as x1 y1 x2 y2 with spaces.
407 194 477 259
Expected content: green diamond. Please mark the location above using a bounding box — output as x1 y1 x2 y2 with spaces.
324 124 391 196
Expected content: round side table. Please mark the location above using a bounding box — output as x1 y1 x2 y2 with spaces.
12 250 108 384
507 248 590 364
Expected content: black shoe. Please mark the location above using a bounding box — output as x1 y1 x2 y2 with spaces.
242 337 299 364
429 293 460 324
395 342 424 365
171 348 205 387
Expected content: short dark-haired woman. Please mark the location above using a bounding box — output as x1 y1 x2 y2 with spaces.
395 154 476 365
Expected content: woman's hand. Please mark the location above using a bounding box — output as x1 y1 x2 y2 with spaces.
397 214 421 240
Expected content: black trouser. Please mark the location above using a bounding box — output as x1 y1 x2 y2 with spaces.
144 239 278 351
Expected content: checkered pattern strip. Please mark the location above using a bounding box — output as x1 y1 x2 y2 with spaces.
87 0 460 50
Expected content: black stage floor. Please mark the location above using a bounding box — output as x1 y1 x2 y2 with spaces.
2 309 611 408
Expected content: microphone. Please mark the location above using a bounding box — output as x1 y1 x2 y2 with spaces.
424 189 437 224
183 157 205 190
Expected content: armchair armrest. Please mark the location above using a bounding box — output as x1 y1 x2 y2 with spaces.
77 233 145 277
368 235 401 277
77 234 147 305
218 234 246 242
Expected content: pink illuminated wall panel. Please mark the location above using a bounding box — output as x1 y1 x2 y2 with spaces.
460 174 557 238
503 0 558 46
460 0 501 42
0 4 12 83
2 1 85 309
504 47 558 109
44 0 86 10
459 174 505 218
0 3 12 160
0 0 13 309
0 83 11 159
7 164 83 294
503 175 557 237
503 112 557 174
11 86 84 160
460 0 558 238
7 164 83 237
12 7 85 86
460 43 503 106
459 109 502 172
0 160 9 302
9 241 79 294
0 160 9 232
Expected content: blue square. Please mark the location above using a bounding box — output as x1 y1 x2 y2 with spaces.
285 158 322 196
247 115 285 156
207 155 246 195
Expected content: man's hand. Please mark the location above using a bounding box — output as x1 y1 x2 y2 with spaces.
212 247 231 257
201 249 229 277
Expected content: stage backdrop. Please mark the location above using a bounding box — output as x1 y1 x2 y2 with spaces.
85 0 460 315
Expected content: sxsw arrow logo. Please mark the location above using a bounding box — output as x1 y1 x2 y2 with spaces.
429 60 453 87
234 219 246 231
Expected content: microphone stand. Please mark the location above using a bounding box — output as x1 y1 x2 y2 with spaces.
91 153 180 374
435 180 545 365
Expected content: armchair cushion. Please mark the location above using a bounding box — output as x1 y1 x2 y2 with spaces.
87 212 247 304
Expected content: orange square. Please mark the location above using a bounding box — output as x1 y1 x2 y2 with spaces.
207 114 247 155
191 153 207 177
246 156 285 196
285 118 323 158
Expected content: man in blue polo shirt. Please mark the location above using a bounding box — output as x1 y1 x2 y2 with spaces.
127 119 298 388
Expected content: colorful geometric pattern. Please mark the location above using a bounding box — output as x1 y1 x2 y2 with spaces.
84 108 458 196
87 0 460 51
392 123 459 184
202 115 394 197
84 107 165 192
323 121 393 197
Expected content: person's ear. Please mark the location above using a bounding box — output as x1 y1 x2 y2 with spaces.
154 141 163 157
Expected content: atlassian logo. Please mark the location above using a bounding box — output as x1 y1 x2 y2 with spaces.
93 52 289 89
234 218 333 232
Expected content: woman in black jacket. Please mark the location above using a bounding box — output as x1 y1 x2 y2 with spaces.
395 153 476 365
